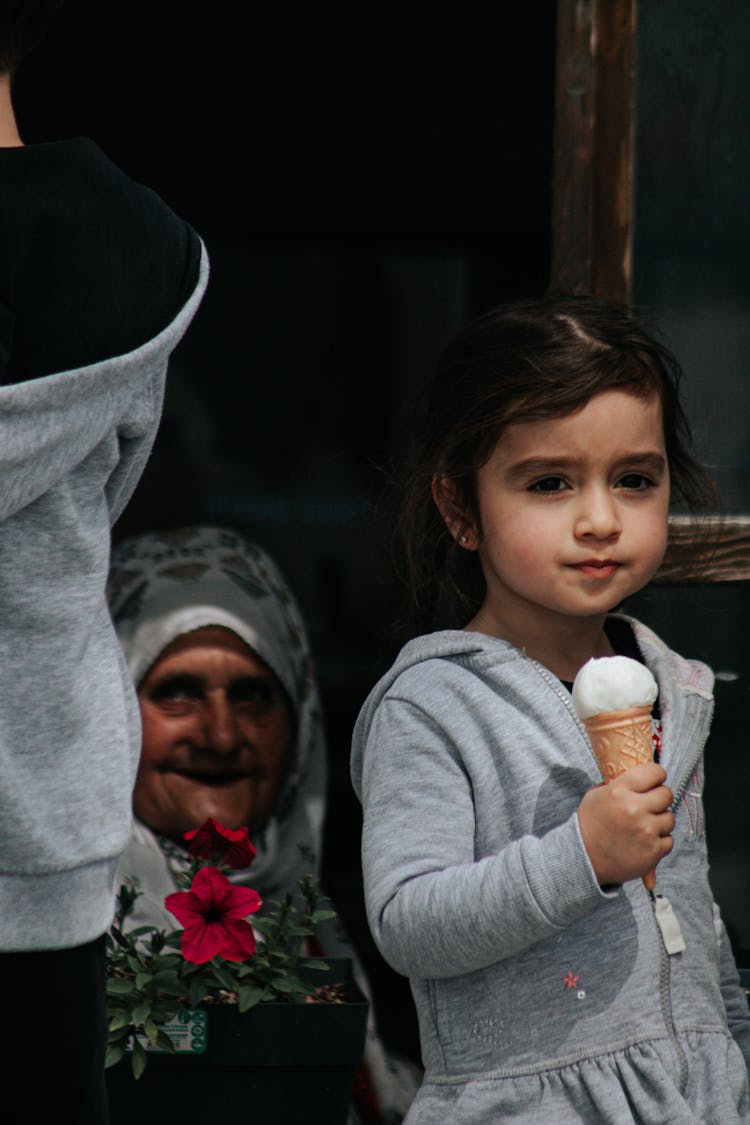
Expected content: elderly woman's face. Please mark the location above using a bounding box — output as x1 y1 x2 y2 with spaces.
134 625 294 843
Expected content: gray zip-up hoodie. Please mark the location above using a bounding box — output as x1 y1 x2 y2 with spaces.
351 617 750 1123
0 245 208 951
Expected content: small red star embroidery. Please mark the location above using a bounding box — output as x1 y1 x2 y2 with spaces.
563 971 579 990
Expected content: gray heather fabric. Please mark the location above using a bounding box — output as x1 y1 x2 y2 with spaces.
0 245 208 951
351 615 750 1123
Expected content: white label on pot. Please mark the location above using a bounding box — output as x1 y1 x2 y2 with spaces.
131 1008 208 1054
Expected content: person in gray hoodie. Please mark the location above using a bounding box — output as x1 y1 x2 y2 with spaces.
351 295 750 1123
0 4 207 1120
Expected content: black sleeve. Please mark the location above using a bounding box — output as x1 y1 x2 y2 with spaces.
0 140 202 384
0 301 14 381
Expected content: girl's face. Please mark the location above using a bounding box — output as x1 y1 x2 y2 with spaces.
134 625 294 843
461 389 670 643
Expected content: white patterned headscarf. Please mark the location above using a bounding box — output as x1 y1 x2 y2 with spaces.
107 525 326 900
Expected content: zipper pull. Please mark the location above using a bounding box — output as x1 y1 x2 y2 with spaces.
653 894 686 955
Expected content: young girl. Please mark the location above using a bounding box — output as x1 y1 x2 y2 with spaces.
350 296 750 1123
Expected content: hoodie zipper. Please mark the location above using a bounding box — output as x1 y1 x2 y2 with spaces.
667 694 713 811
650 693 713 1096
649 885 689 1093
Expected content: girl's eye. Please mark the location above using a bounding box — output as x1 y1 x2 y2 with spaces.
617 472 653 491
529 476 568 494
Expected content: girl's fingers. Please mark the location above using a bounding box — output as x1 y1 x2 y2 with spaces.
641 785 674 814
616 762 667 791
652 810 676 837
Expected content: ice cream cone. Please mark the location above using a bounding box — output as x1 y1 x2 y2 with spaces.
584 704 653 779
584 704 657 890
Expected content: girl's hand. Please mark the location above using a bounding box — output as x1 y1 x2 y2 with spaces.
577 763 675 886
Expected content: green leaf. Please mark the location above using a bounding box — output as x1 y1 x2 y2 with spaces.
150 1001 180 1024
272 974 308 994
143 1020 160 1047
132 1001 151 1025
131 1040 148 1081
156 982 186 998
134 972 152 990
157 954 183 970
189 977 207 1008
149 932 167 955
237 983 269 1013
108 1009 132 1032
311 908 337 923
149 970 183 994
108 1027 133 1048
209 963 235 991
106 979 135 996
104 1045 124 1069
155 1029 177 1054
300 958 329 971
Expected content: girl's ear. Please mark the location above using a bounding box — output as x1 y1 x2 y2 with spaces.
431 475 478 549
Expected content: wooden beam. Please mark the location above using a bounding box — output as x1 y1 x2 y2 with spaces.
550 0 636 302
550 0 595 295
655 516 750 585
592 0 635 301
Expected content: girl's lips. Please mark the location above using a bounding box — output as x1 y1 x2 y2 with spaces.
572 560 620 579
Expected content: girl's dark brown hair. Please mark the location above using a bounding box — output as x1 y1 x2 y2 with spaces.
395 293 717 634
0 1 65 76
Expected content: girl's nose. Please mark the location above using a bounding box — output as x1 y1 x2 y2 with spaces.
574 487 621 540
202 694 241 754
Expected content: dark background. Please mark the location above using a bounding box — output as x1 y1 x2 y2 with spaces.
630 0 750 972
14 1 557 1062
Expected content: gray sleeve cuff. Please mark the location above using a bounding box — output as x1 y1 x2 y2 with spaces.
521 811 618 931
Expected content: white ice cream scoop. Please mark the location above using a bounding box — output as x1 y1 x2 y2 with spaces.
572 655 658 720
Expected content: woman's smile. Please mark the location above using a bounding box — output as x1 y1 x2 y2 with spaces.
169 767 251 786
135 626 294 842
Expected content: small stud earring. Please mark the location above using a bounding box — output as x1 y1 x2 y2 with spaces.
459 534 467 545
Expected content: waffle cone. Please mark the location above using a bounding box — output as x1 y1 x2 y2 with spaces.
584 704 654 782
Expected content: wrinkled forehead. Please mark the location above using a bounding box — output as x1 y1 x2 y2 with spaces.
110 572 301 708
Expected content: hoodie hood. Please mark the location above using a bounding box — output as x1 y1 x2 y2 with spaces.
351 628 521 797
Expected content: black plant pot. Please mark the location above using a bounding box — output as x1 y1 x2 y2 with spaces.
106 959 369 1125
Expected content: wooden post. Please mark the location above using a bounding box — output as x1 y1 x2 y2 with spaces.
550 0 636 302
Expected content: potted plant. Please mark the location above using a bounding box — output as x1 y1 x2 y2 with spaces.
105 818 369 1124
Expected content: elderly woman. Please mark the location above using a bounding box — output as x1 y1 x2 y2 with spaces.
107 525 418 1124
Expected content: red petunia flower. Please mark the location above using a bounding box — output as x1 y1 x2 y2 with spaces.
184 818 256 869
165 867 262 964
